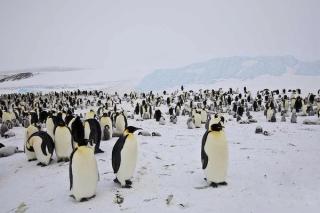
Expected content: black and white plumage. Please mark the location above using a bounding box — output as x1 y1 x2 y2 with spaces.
28 131 55 166
201 115 228 187
112 126 141 188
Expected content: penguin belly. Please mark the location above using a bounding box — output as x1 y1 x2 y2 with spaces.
302 105 307 115
284 101 289 111
24 125 38 161
2 112 11 122
204 132 228 183
84 122 91 141
31 136 52 165
194 114 202 128
115 116 125 133
266 109 273 121
71 147 98 201
54 127 73 161
25 142 36 161
46 118 55 140
100 117 112 140
116 135 138 186
201 111 207 124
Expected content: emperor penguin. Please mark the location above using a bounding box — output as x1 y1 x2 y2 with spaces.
69 123 98 202
112 126 141 188
54 120 73 162
84 118 104 154
70 116 84 147
28 131 55 166
100 113 113 140
291 110 297 123
283 97 289 112
187 117 195 129
24 123 39 161
85 110 96 120
193 109 202 128
266 107 274 122
115 112 128 135
200 108 208 124
2 111 12 122
301 101 308 116
46 113 58 140
201 114 228 187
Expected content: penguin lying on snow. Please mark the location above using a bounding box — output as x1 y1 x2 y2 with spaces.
201 114 228 187
151 132 161 136
138 130 151 136
0 146 23 157
112 126 141 188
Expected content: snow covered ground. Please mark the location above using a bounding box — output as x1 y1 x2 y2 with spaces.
1 103 320 213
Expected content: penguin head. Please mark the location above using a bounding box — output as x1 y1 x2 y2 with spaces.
210 122 223 131
78 138 92 147
125 126 142 134
210 114 225 131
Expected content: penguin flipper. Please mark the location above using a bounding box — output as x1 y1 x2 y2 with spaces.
201 131 210 170
69 148 77 190
40 131 55 156
124 115 128 128
66 126 74 150
95 120 102 143
112 135 128 173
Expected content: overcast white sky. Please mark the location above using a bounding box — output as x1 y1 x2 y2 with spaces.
0 0 319 79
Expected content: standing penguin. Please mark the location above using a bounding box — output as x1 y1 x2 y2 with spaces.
187 117 195 129
28 131 55 166
84 119 104 154
24 124 39 161
115 112 128 134
193 110 202 128
46 114 58 140
100 113 113 140
201 115 228 187
200 108 208 124
69 123 98 202
112 126 141 188
54 120 73 162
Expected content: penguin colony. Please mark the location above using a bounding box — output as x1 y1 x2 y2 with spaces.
0 87 320 202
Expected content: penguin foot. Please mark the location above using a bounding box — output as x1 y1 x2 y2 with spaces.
57 159 63 163
28 159 37 162
79 195 96 202
122 184 132 189
210 182 218 188
41 163 47 167
80 198 89 202
69 195 75 199
218 182 228 186
113 178 120 184
64 158 69 162
94 148 105 154
37 162 44 166
125 180 132 186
